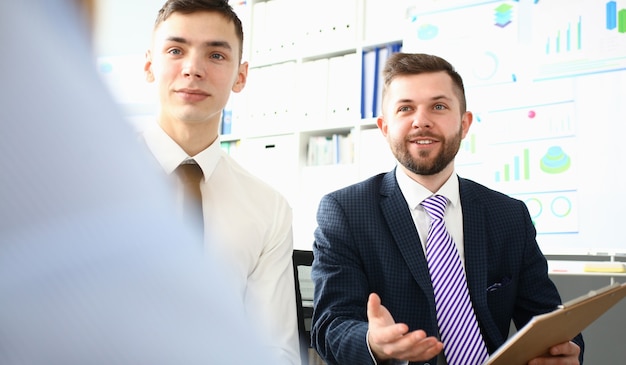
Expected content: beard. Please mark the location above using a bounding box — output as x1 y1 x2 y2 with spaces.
390 127 463 176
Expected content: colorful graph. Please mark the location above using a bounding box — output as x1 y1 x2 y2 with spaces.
540 146 571 174
401 0 626 255
533 0 626 80
494 144 572 182
521 191 578 235
606 1 626 33
545 16 582 54
555 1 626 41
495 148 530 182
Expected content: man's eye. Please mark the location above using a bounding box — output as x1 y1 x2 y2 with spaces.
434 104 446 111
210 53 226 60
398 106 412 112
168 49 182 55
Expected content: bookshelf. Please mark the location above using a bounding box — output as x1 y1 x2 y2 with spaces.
222 0 407 249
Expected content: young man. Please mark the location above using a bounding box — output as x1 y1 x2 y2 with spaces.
142 1 299 364
310 53 584 365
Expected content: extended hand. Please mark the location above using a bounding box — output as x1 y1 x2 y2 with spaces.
367 293 443 363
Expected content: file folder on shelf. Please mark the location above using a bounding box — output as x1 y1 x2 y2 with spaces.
371 43 402 118
485 282 626 365
361 49 376 119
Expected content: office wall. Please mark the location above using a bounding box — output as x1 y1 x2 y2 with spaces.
92 0 165 128
549 274 626 364
93 0 163 57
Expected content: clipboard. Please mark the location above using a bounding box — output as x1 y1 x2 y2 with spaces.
484 282 626 365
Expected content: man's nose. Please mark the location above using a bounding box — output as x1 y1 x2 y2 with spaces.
411 109 433 128
181 55 204 79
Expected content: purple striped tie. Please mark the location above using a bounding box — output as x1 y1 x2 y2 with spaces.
421 195 488 365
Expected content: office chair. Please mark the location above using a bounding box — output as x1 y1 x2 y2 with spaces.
292 249 325 365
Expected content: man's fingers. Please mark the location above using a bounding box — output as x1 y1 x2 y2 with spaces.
369 322 409 343
367 293 381 318
550 341 580 357
371 329 443 362
396 333 443 362
367 293 396 327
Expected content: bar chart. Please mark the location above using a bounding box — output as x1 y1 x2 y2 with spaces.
606 1 626 33
533 0 626 80
544 16 582 55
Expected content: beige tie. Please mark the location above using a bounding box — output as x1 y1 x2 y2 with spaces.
173 161 204 233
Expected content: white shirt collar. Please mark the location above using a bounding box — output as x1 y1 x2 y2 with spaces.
142 123 222 179
395 167 460 210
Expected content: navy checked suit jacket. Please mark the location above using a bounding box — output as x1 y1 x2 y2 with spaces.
311 170 584 365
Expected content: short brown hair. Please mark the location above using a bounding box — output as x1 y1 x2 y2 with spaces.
382 53 467 113
153 0 244 61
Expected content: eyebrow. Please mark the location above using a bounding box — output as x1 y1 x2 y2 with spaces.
395 95 451 103
165 36 233 51
430 95 452 102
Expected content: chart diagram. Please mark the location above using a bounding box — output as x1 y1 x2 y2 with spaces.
403 0 520 87
515 190 578 235
459 99 579 236
402 0 626 255
532 0 626 80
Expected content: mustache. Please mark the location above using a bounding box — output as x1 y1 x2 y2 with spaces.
406 132 440 140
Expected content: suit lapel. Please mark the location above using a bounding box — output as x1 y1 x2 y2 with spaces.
459 179 488 301
379 171 435 304
459 178 504 349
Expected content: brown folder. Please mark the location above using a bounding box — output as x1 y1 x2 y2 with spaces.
484 282 626 365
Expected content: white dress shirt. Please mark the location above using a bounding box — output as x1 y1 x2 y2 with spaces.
142 124 300 365
395 168 465 265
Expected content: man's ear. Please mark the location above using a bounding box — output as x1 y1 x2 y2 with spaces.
377 116 388 137
461 111 473 139
144 49 154 83
232 61 248 93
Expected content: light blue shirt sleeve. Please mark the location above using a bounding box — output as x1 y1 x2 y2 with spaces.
0 1 280 364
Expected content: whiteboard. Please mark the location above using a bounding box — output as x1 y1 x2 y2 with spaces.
403 0 626 255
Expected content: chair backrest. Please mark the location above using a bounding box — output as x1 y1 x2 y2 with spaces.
292 249 315 365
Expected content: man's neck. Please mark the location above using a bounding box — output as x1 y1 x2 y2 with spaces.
402 164 454 194
159 118 219 157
